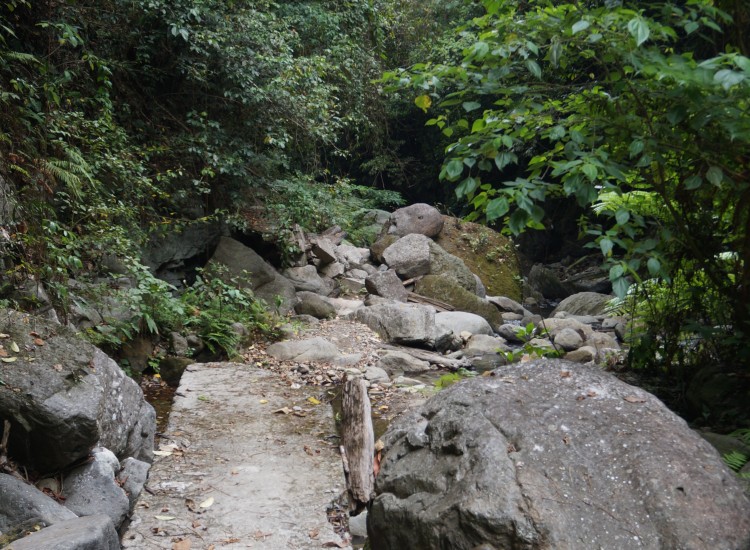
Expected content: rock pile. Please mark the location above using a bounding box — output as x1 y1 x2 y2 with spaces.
0 310 155 548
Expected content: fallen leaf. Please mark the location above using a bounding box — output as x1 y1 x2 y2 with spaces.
309 527 320 539
52 363 63 372
576 395 586 401
259 399 268 404
587 390 597 397
0 349 7 357
1 357 17 363
624 395 646 404
0 333 8 339
154 515 175 521
253 530 272 540
191 520 201 528
10 341 19 353
307 396 321 405
172 539 191 550
560 370 571 378
33 338 45 346
273 407 292 415
199 496 214 508
322 541 348 548
153 450 174 457
303 445 315 456
185 499 198 512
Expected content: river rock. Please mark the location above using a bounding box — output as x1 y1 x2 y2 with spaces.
283 265 334 295
387 203 444 238
295 291 337 319
348 302 448 350
0 473 77 534
207 237 297 314
554 327 584 351
7 514 120 550
528 263 573 300
336 244 371 269
564 345 597 363
369 360 750 549
376 351 430 376
365 270 408 302
311 237 337 265
266 337 340 362
117 457 151 512
552 291 613 316
415 275 502 329
0 310 155 472
62 448 129 528
464 334 510 355
382 234 431 279
435 311 493 337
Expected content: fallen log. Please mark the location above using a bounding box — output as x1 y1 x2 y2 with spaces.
406 291 455 311
340 378 374 515
378 344 472 370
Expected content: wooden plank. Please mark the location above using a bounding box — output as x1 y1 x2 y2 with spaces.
340 378 375 515
406 291 455 311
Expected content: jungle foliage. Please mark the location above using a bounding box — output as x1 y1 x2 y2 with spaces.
0 0 429 352
384 0 750 378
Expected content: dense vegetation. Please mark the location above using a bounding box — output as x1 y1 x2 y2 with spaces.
0 0 748 426
385 0 750 413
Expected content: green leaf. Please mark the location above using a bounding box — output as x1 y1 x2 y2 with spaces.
462 101 481 112
501 135 514 148
714 69 744 90
684 175 703 190
647 257 661 276
615 209 630 226
684 21 699 34
494 151 516 170
600 237 614 257
549 37 562 68
415 94 432 112
612 277 630 298
471 118 486 133
627 18 650 47
456 177 479 199
609 264 625 280
486 197 510 221
628 140 644 158
549 125 566 140
706 166 723 186
445 159 464 181
582 163 598 181
525 59 542 79
572 20 590 34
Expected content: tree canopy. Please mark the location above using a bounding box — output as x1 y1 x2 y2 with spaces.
384 0 750 372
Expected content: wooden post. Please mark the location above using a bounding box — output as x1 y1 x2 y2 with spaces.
340 378 374 515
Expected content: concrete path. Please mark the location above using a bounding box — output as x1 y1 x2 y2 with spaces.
122 362 349 549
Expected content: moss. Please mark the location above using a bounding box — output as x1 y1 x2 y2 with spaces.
435 216 522 300
415 274 503 329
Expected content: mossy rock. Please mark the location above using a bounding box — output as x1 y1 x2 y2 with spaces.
415 274 503 330
435 216 522 301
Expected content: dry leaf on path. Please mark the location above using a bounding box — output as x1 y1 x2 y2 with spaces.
307 396 321 405
199 496 214 508
322 541 349 548
154 515 175 521
185 499 198 513
33 338 45 346
172 539 191 550
624 395 646 404
10 341 19 353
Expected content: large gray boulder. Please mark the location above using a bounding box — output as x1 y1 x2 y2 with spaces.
208 236 297 314
7 514 120 550
0 474 77 534
369 360 750 549
382 234 431 279
552 291 613 316
387 203 444 238
62 448 130 528
0 310 155 472
415 274 503 329
435 311 493 337
282 265 334 295
266 337 340 362
348 302 449 350
365 270 408 302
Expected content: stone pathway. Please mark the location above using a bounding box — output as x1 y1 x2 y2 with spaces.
122 362 349 549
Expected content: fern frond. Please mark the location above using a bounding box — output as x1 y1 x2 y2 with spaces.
592 190 667 220
723 450 749 472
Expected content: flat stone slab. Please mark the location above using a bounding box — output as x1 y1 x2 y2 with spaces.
122 363 348 549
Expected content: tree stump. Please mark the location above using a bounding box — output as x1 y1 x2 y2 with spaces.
340 378 374 515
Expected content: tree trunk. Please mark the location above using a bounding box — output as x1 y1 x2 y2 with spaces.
339 378 375 515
